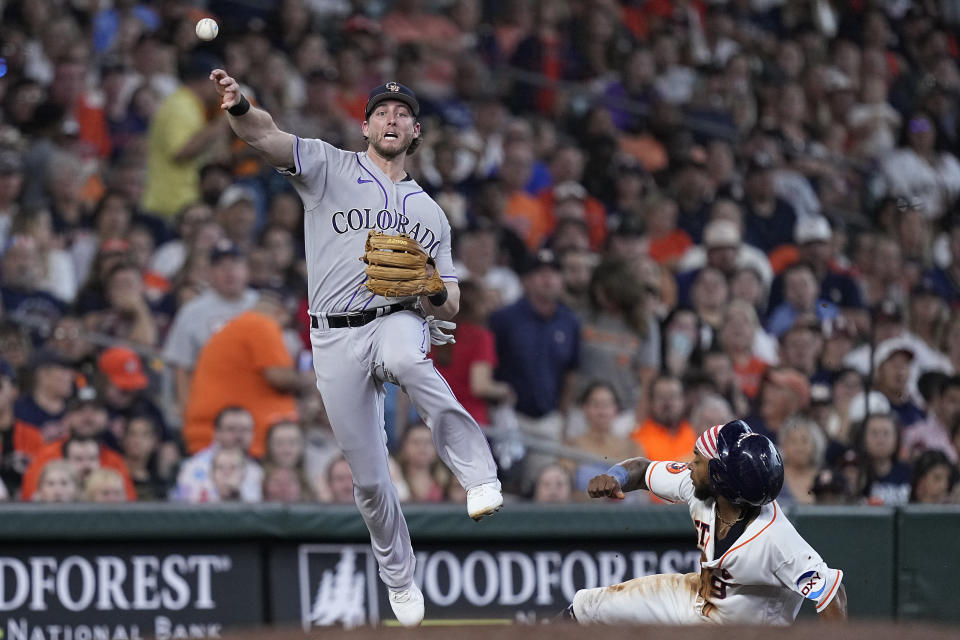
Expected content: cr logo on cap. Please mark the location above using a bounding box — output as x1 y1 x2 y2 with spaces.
386 82 400 92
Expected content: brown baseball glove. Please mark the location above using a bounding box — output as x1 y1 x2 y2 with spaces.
360 231 446 298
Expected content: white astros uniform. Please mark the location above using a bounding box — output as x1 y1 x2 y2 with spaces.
572 461 844 625
280 136 498 590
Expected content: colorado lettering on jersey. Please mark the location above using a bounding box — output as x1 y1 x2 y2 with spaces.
330 208 441 255
796 570 826 600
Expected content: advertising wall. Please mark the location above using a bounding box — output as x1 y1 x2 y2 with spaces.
268 542 702 628
0 503 953 630
0 543 262 640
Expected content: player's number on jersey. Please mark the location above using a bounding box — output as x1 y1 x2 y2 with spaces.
710 571 732 600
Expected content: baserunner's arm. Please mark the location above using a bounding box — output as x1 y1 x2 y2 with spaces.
210 68 294 170
818 583 847 622
587 457 652 499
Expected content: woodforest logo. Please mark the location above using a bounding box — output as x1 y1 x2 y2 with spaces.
0 554 233 640
296 544 703 626
297 545 380 630
0 555 231 612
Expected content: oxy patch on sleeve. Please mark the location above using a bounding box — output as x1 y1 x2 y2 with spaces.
796 570 827 600
666 462 688 474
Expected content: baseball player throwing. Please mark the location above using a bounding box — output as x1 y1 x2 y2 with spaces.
209 70 502 627
567 420 847 625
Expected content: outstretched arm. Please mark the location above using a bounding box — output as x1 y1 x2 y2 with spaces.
818 583 847 622
587 457 652 499
210 69 295 170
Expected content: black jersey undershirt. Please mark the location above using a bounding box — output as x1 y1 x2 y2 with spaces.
713 506 759 558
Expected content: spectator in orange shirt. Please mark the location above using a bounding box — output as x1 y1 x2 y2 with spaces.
644 194 692 269
20 391 136 501
719 300 771 400
544 181 608 251
631 375 697 461
182 288 313 457
50 57 111 158
538 143 609 249
0 359 44 497
501 141 551 250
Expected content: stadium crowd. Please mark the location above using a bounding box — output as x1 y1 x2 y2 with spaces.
0 0 959 508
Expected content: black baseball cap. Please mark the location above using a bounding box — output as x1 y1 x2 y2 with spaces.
747 152 776 173
911 276 939 298
209 239 245 264
871 299 903 324
32 348 73 370
65 387 102 414
520 248 560 275
365 82 420 119
0 359 17 384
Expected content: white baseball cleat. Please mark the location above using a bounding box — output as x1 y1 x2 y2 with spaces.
467 480 503 520
388 582 424 627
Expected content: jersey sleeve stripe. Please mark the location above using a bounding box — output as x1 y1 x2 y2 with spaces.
294 136 302 175
645 461 661 493
815 570 842 611
719 502 778 566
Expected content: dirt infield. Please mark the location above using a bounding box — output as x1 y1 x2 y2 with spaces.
233 621 960 640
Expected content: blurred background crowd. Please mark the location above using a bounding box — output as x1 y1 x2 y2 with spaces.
1 0 959 508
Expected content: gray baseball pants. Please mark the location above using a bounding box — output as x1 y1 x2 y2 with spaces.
309 309 498 589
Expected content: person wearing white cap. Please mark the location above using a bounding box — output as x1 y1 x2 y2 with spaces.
767 216 863 312
843 299 953 395
676 217 773 306
679 203 773 276
871 337 925 428
216 184 259 250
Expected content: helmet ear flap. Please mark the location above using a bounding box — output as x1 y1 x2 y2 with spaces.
708 457 731 501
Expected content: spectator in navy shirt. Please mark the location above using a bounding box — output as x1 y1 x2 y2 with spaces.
872 338 926 429
741 153 798 254
856 412 911 506
766 262 839 337
0 235 65 342
489 248 580 490
13 349 75 442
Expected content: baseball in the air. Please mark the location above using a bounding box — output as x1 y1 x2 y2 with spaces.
195 18 219 41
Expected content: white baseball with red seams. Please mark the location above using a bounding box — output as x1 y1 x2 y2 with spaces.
571 461 843 625
195 18 218 41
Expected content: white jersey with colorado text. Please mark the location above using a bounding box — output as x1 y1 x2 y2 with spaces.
645 460 844 625
279 136 457 313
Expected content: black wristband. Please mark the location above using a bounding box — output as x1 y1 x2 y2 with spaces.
428 287 449 306
228 95 251 117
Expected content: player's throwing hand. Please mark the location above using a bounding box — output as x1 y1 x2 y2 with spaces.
209 69 241 111
588 474 626 500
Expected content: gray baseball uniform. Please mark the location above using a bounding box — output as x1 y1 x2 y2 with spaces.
280 136 498 590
